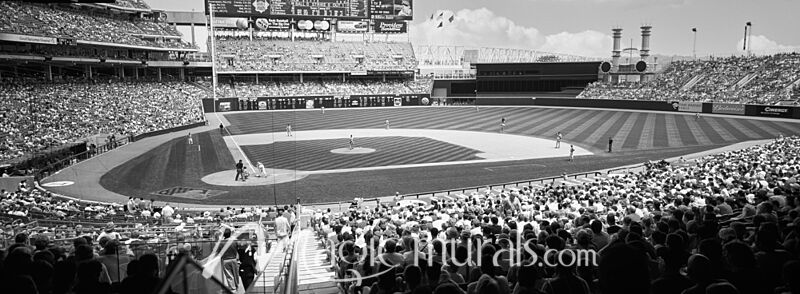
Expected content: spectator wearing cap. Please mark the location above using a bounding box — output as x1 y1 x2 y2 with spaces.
97 222 120 242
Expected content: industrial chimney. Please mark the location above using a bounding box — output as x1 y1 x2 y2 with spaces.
640 25 652 60
612 28 622 68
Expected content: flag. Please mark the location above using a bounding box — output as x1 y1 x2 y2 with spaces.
691 28 696 32
437 22 443 28
448 15 455 22
746 21 752 26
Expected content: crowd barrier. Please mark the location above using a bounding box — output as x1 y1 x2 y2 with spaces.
472 97 800 120
203 94 432 113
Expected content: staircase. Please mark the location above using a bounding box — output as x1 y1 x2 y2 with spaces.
733 72 758 90
296 229 338 294
680 74 705 91
247 241 285 294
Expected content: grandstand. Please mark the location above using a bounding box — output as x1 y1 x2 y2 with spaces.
580 53 800 105
3 1 800 294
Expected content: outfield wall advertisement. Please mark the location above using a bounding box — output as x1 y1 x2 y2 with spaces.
337 20 369 32
711 103 746 115
673 101 703 113
747 105 795 118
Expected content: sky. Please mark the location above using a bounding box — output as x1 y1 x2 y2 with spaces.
146 0 800 57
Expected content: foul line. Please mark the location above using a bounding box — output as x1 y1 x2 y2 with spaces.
215 112 256 172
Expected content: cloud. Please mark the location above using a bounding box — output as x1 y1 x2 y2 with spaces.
539 31 612 57
736 35 797 52
411 8 611 57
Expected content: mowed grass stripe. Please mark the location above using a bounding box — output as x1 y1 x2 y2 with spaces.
621 113 647 149
559 110 603 138
581 111 625 146
529 109 596 135
512 109 577 135
162 138 186 187
671 114 699 146
716 118 757 140
504 109 558 134
663 114 685 147
564 110 611 139
738 119 782 138
637 113 657 150
702 117 738 142
684 115 719 144
765 121 800 137
594 112 634 150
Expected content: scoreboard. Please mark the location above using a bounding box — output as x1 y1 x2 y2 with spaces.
205 0 411 20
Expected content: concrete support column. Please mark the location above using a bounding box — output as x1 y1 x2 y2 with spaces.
300 73 304 83
47 65 53 81
159 68 163 81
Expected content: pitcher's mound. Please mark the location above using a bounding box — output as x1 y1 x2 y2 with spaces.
330 147 376 154
201 169 309 186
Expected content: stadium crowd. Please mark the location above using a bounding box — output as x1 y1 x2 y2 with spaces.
0 1 192 49
317 136 800 294
0 182 300 294
579 53 800 105
211 79 433 98
0 78 206 163
214 38 417 72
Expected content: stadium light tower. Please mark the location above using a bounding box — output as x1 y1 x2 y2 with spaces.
692 28 697 60
746 22 752 55
208 1 218 101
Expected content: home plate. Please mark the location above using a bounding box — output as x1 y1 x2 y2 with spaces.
201 169 309 186
330 147 376 154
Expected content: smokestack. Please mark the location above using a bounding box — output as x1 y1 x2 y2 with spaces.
640 25 652 60
612 28 622 68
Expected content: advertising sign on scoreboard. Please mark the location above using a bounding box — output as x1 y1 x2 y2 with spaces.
374 20 407 33
255 18 290 30
206 0 411 19
295 20 331 31
369 0 413 20
337 20 369 32
206 0 374 19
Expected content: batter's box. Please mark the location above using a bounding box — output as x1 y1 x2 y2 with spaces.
151 186 227 200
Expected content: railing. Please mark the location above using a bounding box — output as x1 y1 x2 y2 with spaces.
283 226 301 294
156 253 234 294
35 121 207 180
36 136 132 179
246 223 300 294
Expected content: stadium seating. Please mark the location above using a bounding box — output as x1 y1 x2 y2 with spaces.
316 135 800 294
0 79 206 163
0 1 193 49
214 38 417 72
209 78 433 97
580 53 800 105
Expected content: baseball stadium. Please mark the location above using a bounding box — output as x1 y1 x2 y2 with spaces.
1 1 800 294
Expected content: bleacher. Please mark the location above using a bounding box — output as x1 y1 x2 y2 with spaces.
579 53 800 105
0 1 193 49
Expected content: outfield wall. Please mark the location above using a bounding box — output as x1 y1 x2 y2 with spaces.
475 97 800 120
203 96 800 119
